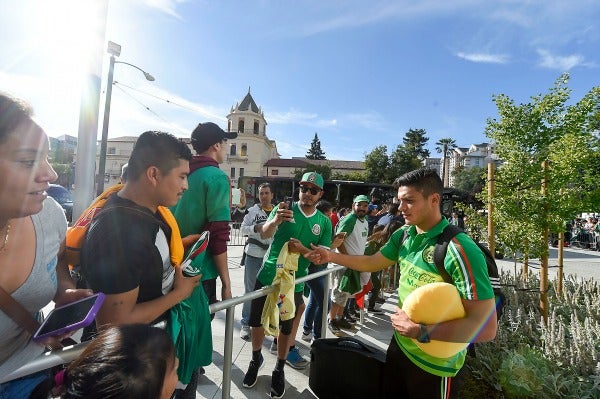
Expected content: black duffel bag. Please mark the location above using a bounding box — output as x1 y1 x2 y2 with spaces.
309 337 386 399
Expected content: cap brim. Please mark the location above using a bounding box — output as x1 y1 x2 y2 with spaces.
224 131 238 139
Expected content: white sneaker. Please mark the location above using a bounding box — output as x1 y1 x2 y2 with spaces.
301 331 313 343
269 339 278 354
240 325 251 341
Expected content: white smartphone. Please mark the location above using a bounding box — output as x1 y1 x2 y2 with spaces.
231 188 241 205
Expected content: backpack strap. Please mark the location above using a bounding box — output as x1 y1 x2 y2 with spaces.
433 224 462 284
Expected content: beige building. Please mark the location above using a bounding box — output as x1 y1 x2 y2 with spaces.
224 89 280 186
95 136 137 188
447 143 502 187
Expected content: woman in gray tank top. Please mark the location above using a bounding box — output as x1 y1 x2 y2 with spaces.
0 92 92 396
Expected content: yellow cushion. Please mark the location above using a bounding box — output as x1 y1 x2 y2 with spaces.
402 282 469 358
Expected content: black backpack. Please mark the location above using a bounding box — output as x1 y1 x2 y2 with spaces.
432 224 505 320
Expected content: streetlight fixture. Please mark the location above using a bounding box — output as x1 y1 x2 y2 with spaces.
96 41 155 195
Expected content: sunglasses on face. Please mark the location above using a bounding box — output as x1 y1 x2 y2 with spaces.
299 185 320 195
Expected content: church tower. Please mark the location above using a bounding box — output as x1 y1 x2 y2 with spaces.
225 88 279 185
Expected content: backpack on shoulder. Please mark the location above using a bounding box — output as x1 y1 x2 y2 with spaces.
65 184 184 283
432 224 505 320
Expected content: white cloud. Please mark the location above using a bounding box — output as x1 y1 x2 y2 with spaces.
456 52 509 64
141 0 188 20
536 49 585 71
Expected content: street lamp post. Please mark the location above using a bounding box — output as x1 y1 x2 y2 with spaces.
96 41 155 195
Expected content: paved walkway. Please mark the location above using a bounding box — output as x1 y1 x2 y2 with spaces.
196 244 396 399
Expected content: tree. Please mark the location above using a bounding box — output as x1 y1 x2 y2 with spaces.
452 166 486 194
435 138 456 187
485 74 600 319
363 145 390 183
306 132 326 160
403 128 430 160
294 163 332 180
389 145 422 181
331 171 367 182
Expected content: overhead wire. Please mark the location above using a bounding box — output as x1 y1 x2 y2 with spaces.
112 81 189 135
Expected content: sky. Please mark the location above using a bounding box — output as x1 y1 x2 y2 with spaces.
1 0 599 161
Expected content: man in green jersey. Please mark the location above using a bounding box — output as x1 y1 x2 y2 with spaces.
242 172 332 399
305 168 497 399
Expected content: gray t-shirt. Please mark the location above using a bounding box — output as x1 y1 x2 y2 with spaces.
0 198 67 381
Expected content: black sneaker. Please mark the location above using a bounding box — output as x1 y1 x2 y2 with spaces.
368 307 384 315
337 317 354 330
343 314 357 324
328 320 342 337
375 296 386 304
242 354 264 388
270 369 286 399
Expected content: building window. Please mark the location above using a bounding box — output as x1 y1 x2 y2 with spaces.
230 168 236 178
230 143 236 156
253 120 259 135
241 144 247 156
238 119 245 133
107 147 116 155
240 168 244 177
228 120 232 131
271 169 279 176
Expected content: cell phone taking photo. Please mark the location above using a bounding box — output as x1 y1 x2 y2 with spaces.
33 293 105 342
283 197 295 223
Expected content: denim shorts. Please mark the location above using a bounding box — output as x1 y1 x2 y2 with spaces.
0 369 51 399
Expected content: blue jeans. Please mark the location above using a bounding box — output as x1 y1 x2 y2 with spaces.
303 264 329 339
241 254 263 327
0 369 50 399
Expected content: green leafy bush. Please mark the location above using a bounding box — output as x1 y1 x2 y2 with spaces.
461 272 600 399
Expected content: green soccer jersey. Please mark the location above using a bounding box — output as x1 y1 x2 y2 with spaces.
256 202 332 292
380 217 494 377
170 165 231 281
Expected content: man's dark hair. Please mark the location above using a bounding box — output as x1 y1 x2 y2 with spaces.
127 131 192 182
316 199 333 214
258 182 272 191
0 92 33 144
393 168 443 198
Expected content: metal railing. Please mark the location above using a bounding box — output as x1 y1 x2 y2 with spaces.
3 265 344 398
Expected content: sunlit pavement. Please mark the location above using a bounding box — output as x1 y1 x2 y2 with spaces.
496 245 600 282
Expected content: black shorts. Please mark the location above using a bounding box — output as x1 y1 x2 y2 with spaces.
383 337 462 399
248 280 304 335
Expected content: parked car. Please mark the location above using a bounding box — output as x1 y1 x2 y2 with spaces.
47 184 73 223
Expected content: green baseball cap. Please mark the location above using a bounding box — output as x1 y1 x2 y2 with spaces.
353 194 370 204
300 172 324 189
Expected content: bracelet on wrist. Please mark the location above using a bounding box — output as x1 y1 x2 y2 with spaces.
417 323 430 343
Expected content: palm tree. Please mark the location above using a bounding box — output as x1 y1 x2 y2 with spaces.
435 138 457 187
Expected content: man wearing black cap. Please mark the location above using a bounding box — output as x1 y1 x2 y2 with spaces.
170 122 237 397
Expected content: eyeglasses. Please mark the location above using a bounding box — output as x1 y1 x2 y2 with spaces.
299 185 320 195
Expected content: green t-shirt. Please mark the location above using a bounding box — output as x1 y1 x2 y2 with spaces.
171 165 231 281
380 218 494 377
257 202 332 292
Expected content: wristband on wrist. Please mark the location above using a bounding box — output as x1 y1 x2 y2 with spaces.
417 323 430 343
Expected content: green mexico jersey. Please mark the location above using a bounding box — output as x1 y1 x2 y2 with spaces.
257 202 332 292
380 218 494 377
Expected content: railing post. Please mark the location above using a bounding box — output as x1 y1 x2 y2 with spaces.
321 267 330 339
222 307 235 398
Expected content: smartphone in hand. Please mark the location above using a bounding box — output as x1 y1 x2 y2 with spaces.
334 231 347 240
33 293 105 342
283 196 295 223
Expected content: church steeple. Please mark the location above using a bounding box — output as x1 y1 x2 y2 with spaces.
227 88 266 135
